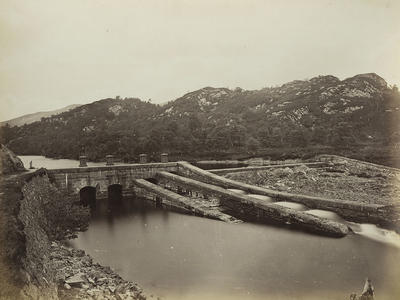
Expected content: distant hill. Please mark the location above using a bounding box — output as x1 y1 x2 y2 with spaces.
1 73 399 166
1 104 81 127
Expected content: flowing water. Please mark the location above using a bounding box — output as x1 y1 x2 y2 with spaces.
247 194 274 202
273 201 307 211
304 209 345 221
20 156 400 299
227 188 247 195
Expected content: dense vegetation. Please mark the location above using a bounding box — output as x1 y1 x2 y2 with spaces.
1 73 399 166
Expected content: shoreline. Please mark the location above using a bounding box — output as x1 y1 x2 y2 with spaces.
2 154 399 299
0 170 148 300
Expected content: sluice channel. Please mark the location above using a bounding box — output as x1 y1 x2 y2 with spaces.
19 156 400 299
219 187 400 249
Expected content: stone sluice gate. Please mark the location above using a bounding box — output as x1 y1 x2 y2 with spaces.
177 162 395 226
46 161 395 237
151 171 349 237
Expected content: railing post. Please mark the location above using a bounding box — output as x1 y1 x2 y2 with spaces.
161 153 168 163
139 154 147 164
79 155 88 167
106 155 114 166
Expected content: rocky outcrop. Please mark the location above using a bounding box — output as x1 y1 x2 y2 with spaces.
3 73 399 165
350 278 375 300
0 144 25 174
51 242 146 300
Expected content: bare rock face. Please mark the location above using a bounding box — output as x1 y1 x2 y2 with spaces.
350 278 375 300
0 144 25 174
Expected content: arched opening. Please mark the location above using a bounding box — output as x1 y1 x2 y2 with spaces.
108 184 123 205
80 186 96 208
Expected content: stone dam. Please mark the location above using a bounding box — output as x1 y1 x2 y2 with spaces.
44 160 396 237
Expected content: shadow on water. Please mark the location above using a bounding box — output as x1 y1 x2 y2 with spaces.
90 193 169 225
72 194 400 300
80 186 97 209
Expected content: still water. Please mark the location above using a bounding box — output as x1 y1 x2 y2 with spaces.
71 198 400 300
19 155 105 169
20 156 400 299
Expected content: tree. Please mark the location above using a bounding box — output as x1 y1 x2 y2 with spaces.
246 136 260 154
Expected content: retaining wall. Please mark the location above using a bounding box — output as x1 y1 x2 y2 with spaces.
177 162 396 226
156 171 349 237
19 175 59 296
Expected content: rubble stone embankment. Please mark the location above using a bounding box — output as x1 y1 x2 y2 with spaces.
51 242 146 300
1 167 147 300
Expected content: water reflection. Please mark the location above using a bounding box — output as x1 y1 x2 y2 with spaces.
71 196 400 300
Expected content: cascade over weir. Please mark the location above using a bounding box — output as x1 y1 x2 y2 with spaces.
46 159 396 238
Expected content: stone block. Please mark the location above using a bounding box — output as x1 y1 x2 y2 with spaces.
161 153 168 163
139 154 147 164
79 156 88 167
106 155 114 166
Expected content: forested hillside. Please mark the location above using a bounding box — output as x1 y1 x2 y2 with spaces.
1 73 399 165
0 104 81 127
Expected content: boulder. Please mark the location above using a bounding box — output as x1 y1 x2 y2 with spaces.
65 273 86 286
0 144 25 174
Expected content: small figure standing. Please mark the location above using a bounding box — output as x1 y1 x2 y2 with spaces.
361 278 374 299
29 160 34 169
350 278 375 300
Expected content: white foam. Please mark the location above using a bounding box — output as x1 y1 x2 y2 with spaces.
227 189 247 195
304 209 342 221
273 201 307 211
247 194 274 202
349 223 400 249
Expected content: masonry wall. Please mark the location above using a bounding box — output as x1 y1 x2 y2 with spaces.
19 175 59 297
177 162 396 226
156 171 349 237
47 163 178 195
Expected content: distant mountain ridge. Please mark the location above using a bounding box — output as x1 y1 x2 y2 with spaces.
1 73 399 165
1 104 81 127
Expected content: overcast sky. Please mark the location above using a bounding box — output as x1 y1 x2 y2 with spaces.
1 0 399 121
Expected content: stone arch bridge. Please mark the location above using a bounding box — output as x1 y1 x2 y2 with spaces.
47 162 178 198
45 159 393 237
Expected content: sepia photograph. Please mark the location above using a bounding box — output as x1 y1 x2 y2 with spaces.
0 1 399 299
